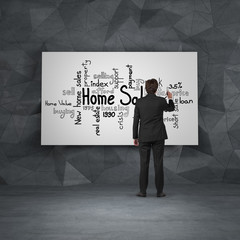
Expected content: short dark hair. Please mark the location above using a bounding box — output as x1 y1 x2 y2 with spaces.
145 79 158 94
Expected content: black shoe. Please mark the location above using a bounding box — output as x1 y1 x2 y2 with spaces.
157 192 166 197
136 192 146 197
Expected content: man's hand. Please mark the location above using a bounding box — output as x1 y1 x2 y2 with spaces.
133 139 139 146
167 91 173 99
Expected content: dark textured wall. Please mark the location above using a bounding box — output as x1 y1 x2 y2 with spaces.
0 0 240 186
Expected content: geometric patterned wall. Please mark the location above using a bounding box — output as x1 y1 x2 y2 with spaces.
0 0 240 185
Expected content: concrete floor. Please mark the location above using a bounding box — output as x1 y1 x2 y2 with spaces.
0 183 240 240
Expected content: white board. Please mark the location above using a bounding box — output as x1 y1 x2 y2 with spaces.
41 52 198 145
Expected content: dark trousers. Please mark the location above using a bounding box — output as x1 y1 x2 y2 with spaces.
139 140 165 194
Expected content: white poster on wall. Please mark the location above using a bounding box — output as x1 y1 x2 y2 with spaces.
41 52 198 145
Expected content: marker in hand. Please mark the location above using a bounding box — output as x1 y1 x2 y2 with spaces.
166 87 169 96
166 87 172 99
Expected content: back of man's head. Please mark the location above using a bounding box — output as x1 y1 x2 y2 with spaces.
146 79 158 94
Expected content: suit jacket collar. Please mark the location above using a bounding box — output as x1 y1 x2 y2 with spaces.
146 93 157 98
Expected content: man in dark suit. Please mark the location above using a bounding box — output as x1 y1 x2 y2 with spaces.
133 78 175 197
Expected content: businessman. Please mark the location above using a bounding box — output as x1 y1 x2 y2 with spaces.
133 79 175 197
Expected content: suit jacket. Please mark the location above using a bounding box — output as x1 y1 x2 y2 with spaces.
133 93 175 142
